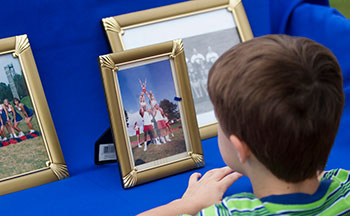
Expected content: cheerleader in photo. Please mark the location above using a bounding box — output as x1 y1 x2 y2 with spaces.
0 104 8 141
139 78 147 93
139 106 160 151
4 99 24 137
139 91 148 111
164 113 174 137
133 121 141 148
190 48 205 66
14 98 35 133
0 114 6 141
205 46 219 66
188 62 203 99
153 105 171 143
148 90 158 108
0 102 17 139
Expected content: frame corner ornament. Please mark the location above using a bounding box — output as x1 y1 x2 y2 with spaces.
227 0 241 12
99 55 118 72
102 17 124 35
170 39 184 59
46 161 69 180
123 168 137 188
13 34 30 58
188 152 205 168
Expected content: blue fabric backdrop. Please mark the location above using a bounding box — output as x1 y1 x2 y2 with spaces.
0 0 349 215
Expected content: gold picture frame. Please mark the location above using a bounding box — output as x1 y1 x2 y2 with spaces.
0 35 68 195
99 40 204 188
102 0 253 139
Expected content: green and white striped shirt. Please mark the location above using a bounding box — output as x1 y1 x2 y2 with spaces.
191 169 350 215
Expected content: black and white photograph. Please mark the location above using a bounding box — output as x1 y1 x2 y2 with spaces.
183 28 241 115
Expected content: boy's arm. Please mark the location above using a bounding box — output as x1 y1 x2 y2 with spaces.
138 167 242 216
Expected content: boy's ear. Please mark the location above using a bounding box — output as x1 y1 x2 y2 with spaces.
229 135 251 163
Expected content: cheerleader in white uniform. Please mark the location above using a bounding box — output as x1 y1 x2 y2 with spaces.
139 107 160 151
148 90 158 108
164 113 174 137
133 121 141 148
153 105 168 143
139 91 148 111
139 78 147 93
205 46 219 65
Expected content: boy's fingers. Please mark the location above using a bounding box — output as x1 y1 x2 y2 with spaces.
189 172 201 185
213 166 235 180
220 172 243 190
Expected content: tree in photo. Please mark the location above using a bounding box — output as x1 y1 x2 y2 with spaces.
0 83 13 101
13 74 27 98
124 109 129 128
159 99 179 121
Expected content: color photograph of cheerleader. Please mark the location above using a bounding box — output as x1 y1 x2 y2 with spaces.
0 53 48 179
117 59 188 167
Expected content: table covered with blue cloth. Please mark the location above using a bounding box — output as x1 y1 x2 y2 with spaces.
0 0 349 215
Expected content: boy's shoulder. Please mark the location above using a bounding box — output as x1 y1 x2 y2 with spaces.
192 192 267 216
322 168 349 182
191 169 350 216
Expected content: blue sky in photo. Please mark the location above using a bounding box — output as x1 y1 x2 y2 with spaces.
0 54 22 84
117 59 177 114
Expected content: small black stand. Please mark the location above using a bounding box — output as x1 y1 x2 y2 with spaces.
94 127 118 165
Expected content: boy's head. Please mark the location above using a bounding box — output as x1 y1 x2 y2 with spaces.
208 34 344 183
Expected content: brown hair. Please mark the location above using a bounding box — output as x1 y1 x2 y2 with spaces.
208 35 344 182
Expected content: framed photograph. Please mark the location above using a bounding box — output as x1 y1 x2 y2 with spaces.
102 0 253 139
99 40 203 188
0 35 68 195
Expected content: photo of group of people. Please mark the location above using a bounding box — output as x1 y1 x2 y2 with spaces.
0 98 36 141
135 79 174 151
183 28 241 115
117 59 187 167
0 53 48 179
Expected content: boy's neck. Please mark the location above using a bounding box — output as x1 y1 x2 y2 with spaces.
246 162 320 199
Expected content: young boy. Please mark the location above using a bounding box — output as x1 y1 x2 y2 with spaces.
139 35 350 215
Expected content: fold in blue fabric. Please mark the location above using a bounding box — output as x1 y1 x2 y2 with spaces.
286 2 350 90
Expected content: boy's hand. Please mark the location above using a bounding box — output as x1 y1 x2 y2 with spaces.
137 167 242 216
180 167 242 214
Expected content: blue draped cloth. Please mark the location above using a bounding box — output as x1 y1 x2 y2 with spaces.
0 0 348 215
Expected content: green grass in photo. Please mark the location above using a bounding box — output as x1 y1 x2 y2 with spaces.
0 96 48 179
0 137 48 179
131 125 186 164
